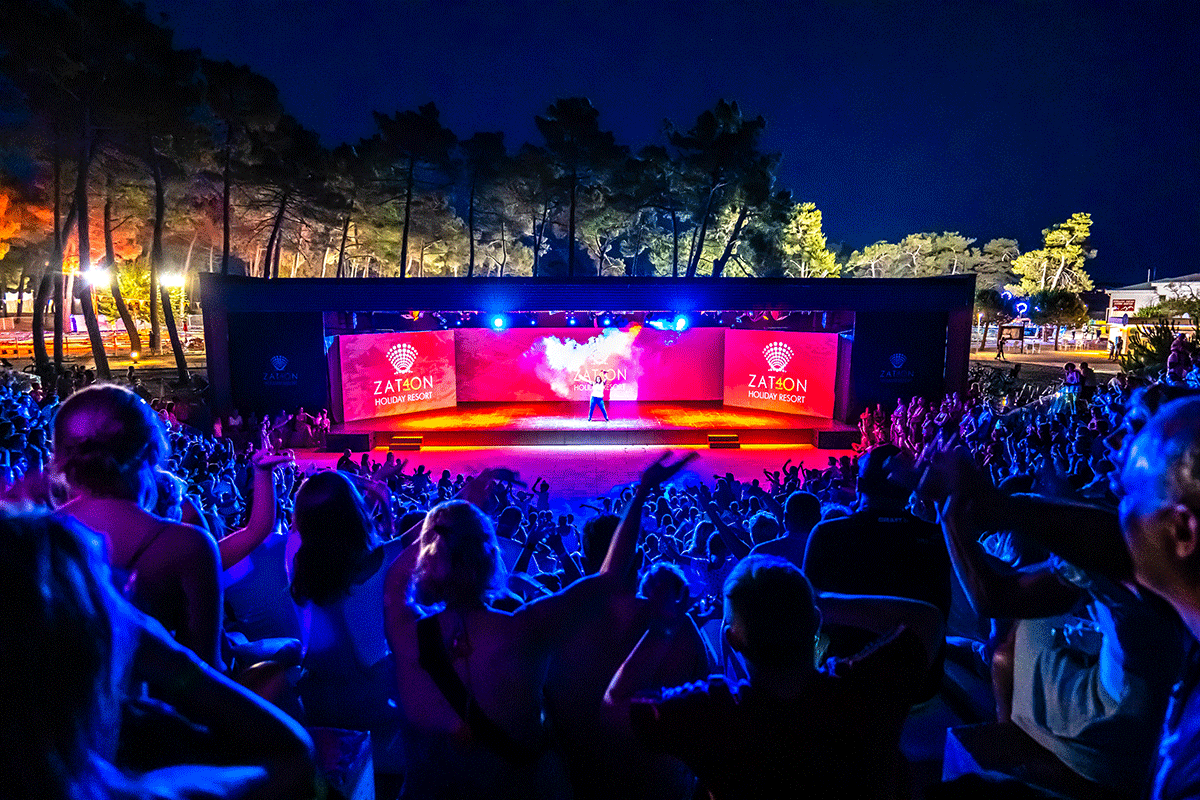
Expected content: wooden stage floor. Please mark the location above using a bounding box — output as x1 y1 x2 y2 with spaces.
330 401 857 448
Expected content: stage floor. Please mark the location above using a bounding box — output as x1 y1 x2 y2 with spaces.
331 401 857 449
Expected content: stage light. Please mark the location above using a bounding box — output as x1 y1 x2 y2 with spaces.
601 314 612 327
491 315 507 330
568 314 578 326
674 314 689 331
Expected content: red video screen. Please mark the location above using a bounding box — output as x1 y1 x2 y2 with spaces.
723 329 839 417
455 327 725 402
338 330 457 421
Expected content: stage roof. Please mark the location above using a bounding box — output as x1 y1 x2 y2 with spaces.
200 274 977 315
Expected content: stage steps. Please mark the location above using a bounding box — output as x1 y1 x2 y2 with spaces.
388 435 423 451
708 433 740 449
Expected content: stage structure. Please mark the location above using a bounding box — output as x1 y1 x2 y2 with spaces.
201 275 975 451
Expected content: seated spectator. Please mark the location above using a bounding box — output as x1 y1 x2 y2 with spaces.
0 508 316 800
749 490 822 567
931 438 1185 794
607 554 943 800
804 444 952 697
1117 396 1200 798
384 454 695 799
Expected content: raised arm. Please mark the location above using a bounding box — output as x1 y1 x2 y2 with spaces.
815 592 945 669
129 608 316 800
217 450 292 570
704 501 751 560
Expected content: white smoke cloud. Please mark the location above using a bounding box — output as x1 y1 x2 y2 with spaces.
530 329 643 399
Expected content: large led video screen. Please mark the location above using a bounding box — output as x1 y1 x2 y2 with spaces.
723 329 839 417
455 327 725 402
338 330 457 421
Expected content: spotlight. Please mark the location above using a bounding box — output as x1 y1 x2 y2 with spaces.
674 314 689 331
568 314 578 326
491 314 507 330
601 314 612 327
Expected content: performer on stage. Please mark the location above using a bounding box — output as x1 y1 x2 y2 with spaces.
587 373 610 421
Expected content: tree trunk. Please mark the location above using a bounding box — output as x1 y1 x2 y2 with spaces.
161 285 189 384
221 135 232 274
980 321 990 351
467 175 476 278
710 205 749 279
399 157 414 279
15 265 26 320
321 245 329 278
671 208 680 278
567 169 577 276
336 189 353 278
75 117 110 379
263 191 288 279
1054 324 1061 352
105 175 141 355
686 183 718 278
149 151 166 354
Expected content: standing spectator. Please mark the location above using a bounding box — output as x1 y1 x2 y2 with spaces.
994 336 1007 361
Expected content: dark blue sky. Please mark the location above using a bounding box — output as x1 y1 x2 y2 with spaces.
146 0 1200 287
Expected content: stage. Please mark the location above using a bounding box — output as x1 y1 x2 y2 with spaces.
328 401 858 450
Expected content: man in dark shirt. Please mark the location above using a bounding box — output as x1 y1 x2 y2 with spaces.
1119 397 1200 799
606 555 942 800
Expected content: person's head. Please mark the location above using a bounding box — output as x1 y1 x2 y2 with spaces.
783 491 822 536
856 444 906 506
594 374 603 384
581 513 620 574
290 470 378 605
412 500 505 607
496 506 523 538
0 510 129 799
723 555 819 672
706 531 728 561
52 384 169 506
748 511 780 544
1119 396 1200 611
638 561 690 621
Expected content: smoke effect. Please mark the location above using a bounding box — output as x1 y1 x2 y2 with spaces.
530 327 644 399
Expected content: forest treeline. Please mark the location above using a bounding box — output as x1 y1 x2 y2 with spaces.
0 0 1095 378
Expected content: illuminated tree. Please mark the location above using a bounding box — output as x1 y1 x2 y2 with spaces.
780 202 838 277
1029 289 1089 350
1007 213 1095 295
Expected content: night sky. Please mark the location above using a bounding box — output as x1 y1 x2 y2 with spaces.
145 0 1200 287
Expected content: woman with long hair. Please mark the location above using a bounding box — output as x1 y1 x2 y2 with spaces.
290 469 406 772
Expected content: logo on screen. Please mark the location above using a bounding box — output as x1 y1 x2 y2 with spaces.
264 354 298 386
763 342 794 372
386 343 419 374
881 352 914 383
889 353 907 368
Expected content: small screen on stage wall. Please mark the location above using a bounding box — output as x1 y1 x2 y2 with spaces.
455 327 724 402
339 330 457 420
723 329 838 417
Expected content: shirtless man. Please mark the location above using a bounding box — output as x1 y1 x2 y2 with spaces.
384 453 697 798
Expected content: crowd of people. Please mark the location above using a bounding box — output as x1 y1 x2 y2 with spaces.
4 334 1200 799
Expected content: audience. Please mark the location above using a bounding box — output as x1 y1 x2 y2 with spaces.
5 338 1200 799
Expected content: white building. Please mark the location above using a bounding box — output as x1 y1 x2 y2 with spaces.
1107 272 1200 351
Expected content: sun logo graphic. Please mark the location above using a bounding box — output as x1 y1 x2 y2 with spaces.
386 343 419 374
889 353 907 369
270 355 288 371
763 341 793 372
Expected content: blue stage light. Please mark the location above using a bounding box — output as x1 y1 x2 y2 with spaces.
568 315 578 326
674 314 689 331
491 315 506 330
601 315 612 327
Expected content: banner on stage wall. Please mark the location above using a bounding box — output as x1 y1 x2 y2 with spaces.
723 329 839 417
338 330 457 420
455 327 725 403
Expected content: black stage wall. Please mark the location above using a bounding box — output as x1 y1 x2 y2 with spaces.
202 274 976 422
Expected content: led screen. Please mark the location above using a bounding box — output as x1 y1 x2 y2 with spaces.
338 330 457 420
722 329 839 417
455 327 724 402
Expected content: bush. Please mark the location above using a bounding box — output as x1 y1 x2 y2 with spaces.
1119 319 1199 375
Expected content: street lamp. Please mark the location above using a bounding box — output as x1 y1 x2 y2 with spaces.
83 268 111 287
